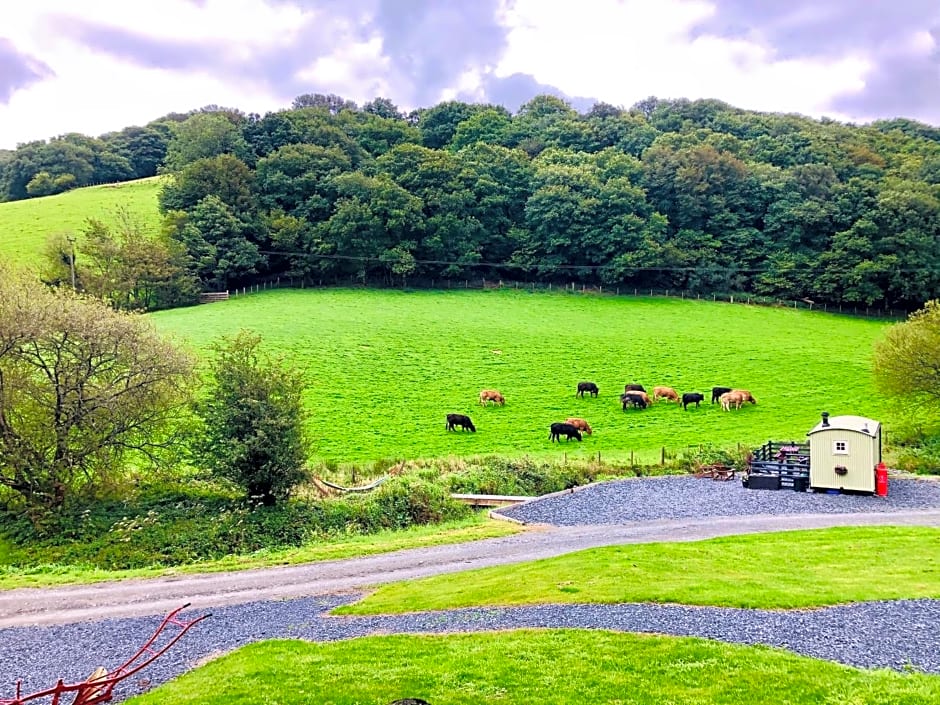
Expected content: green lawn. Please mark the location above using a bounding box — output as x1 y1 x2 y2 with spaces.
132 632 940 705
337 526 940 614
150 287 891 465
0 176 164 264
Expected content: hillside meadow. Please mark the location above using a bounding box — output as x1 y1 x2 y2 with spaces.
0 176 164 265
149 288 891 466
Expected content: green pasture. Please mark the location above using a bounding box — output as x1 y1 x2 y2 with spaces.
0 176 164 264
150 287 890 466
339 526 940 614
135 632 940 705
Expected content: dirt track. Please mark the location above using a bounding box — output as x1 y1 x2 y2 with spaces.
3 509 939 628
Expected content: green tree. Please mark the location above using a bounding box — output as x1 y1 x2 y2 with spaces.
182 195 263 289
163 112 251 171
76 216 200 311
158 154 254 214
0 266 194 515
873 300 940 415
195 331 309 505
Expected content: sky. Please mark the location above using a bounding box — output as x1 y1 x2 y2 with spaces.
1 0 938 150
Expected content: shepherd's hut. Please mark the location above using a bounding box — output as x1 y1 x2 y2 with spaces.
806 412 882 493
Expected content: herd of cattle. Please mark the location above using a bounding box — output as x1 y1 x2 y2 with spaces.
445 383 757 442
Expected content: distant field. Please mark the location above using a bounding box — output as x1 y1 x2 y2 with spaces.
149 288 890 466
0 176 164 264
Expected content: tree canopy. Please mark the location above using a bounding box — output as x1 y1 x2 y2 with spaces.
3 94 940 310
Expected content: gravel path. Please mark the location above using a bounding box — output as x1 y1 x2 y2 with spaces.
2 476 939 699
496 473 940 525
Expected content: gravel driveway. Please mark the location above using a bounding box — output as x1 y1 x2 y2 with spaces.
2 476 939 700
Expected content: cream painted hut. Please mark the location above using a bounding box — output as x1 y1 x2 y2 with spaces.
806 412 882 493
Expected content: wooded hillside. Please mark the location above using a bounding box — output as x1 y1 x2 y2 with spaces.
2 94 938 310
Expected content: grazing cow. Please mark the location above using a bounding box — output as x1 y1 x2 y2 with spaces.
565 417 593 435
576 381 599 398
621 391 649 410
653 386 679 403
549 422 583 442
711 386 733 404
479 389 505 406
624 383 646 393
682 392 705 410
719 390 747 411
446 413 476 432
732 389 757 404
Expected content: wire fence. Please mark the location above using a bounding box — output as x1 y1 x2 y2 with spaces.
214 276 908 320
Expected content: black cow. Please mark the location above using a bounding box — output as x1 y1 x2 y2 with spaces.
711 386 733 404
624 383 646 393
577 381 599 398
682 392 705 410
620 392 647 410
549 422 583 442
446 413 476 432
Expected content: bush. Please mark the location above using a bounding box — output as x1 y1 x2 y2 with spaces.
364 477 470 530
445 456 601 496
893 436 940 475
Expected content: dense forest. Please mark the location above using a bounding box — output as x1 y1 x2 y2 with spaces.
2 93 939 311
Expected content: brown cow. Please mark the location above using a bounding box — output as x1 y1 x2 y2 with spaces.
653 386 679 403
720 390 747 411
565 417 593 435
479 389 505 406
732 389 757 404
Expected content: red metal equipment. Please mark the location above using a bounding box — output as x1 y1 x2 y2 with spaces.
1 604 209 705
875 462 889 497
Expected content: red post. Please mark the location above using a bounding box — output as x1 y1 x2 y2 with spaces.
875 462 888 497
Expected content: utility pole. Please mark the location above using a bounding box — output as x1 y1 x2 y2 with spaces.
67 235 76 289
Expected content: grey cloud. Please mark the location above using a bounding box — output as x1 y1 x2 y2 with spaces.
833 39 940 124
0 38 53 104
49 1 513 112
693 0 940 124
692 1 939 57
472 72 596 115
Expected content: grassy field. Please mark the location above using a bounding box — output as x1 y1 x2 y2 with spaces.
150 287 891 466
338 526 940 614
0 176 164 264
135 632 940 705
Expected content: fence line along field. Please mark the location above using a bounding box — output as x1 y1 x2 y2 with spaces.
149 288 890 465
0 176 164 264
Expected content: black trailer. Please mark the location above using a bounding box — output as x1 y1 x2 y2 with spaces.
743 440 810 491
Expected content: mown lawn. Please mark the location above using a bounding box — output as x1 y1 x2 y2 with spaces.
337 526 940 614
132 631 940 705
0 176 164 264
150 287 891 465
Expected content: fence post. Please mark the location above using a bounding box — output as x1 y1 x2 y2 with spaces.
661 446 666 465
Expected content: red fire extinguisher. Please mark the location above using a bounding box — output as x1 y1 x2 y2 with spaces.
875 462 888 497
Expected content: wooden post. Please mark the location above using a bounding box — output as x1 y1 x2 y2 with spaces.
661 446 666 465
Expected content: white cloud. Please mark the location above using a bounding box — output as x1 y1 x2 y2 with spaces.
495 0 872 120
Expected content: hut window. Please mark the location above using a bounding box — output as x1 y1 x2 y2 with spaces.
833 440 849 455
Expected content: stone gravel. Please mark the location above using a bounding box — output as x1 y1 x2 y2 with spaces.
2 476 939 700
495 475 940 526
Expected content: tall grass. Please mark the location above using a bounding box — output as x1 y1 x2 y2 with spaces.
150 288 890 465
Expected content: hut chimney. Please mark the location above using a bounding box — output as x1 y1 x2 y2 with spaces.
821 411 830 427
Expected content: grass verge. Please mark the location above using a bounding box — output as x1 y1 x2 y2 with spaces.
0 516 519 590
129 631 940 705
337 526 940 614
